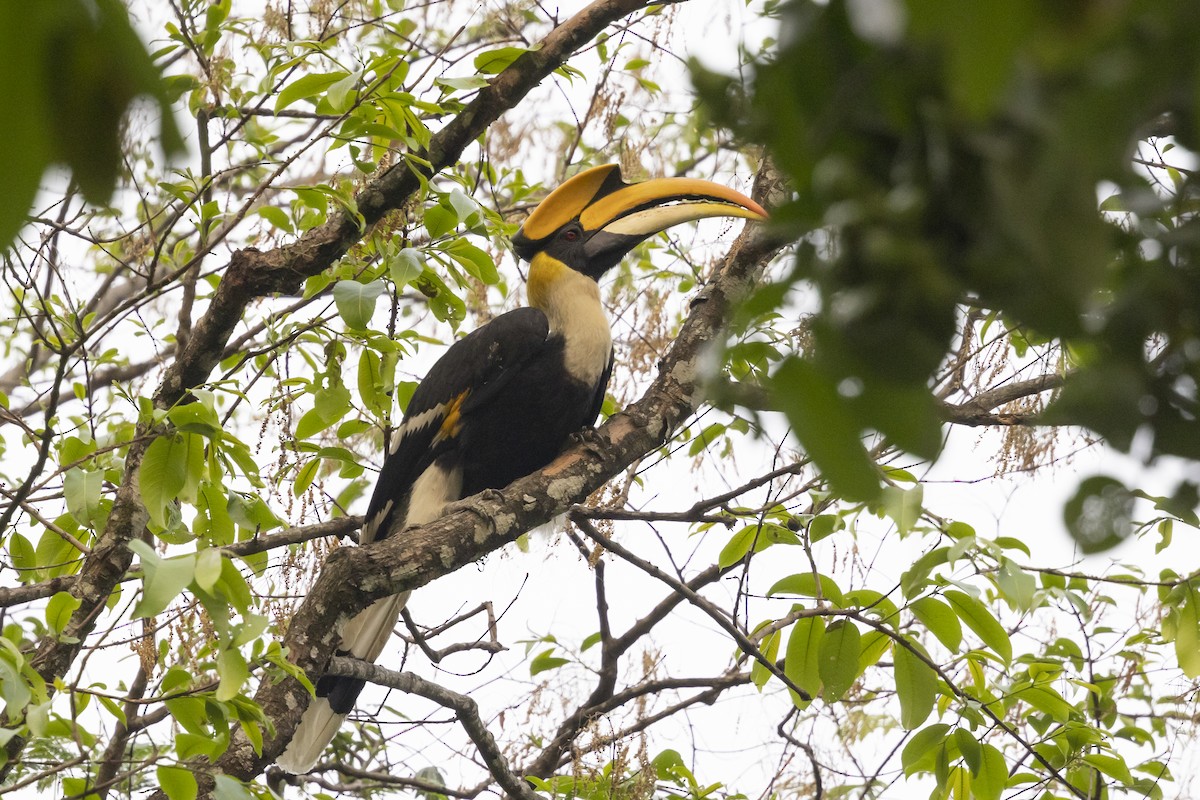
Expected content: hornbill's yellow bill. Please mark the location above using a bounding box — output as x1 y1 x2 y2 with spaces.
511 163 768 278
277 164 766 775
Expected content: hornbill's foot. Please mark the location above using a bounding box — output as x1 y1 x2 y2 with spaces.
444 489 505 530
568 426 607 458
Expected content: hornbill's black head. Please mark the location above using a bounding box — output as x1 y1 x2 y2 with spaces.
510 164 768 281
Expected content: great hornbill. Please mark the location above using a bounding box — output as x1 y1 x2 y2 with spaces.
277 164 767 773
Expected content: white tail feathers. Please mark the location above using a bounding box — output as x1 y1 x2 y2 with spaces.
343 592 411 662
276 698 347 775
277 592 410 773
278 461 460 773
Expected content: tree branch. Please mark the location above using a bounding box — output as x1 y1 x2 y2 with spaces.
325 656 541 800
938 372 1064 426
300 762 479 798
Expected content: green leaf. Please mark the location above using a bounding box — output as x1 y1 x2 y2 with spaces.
1176 585 1200 678
772 357 880 501
0 641 33 712
751 629 781 690
530 648 569 676
140 433 193 528
767 572 844 606
194 548 222 593
0 0 183 217
993 536 1031 557
996 558 1037 612
197 482 235 547
901 723 949 776
444 238 498 284
1014 684 1074 723
389 247 423 287
1082 753 1134 785
296 384 352 439
954 728 980 773
1063 474 1135 554
857 630 891 672
64 468 103 525
276 71 350 112
9 532 38 581
652 748 698 786
326 69 361 113
216 647 249 701
944 590 1011 665
818 619 861 701
176 731 225 761
947 766 971 800
233 613 269 648
447 189 482 228
212 775 256 800
255 205 292 232
718 523 799 567
855 378 944 460
783 616 825 706
435 75 489 92
228 492 283 533
909 596 962 652
316 383 351 422
167 401 224 440
882 484 923 535
893 639 936 729
157 765 199 800
415 267 466 325
333 280 385 329
808 514 842 543
62 777 101 800
474 45 535 74
973 744 1007 800
294 408 329 440
46 591 81 636
293 458 319 497
213 558 253 615
902 546 950 597
843 588 899 621
357 349 385 415
424 203 458 239
338 418 374 438
128 540 194 619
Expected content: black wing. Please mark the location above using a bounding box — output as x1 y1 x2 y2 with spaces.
585 349 614 425
360 307 552 543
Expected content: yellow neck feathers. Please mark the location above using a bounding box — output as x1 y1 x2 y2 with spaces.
526 252 568 312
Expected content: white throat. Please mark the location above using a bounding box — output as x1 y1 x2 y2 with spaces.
528 254 612 386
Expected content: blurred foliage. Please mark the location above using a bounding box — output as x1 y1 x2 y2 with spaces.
0 0 184 246
699 0 1200 510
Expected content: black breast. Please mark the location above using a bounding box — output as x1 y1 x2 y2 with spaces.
456 334 602 497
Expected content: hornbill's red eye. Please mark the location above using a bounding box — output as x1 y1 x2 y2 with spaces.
563 229 580 241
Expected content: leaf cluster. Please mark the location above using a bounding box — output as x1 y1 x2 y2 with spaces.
698 0 1200 512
